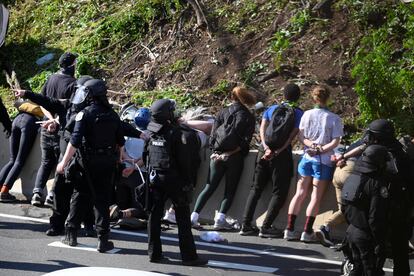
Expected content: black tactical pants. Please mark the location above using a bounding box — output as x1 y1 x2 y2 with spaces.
148 176 198 262
347 224 378 276
390 221 411 276
242 149 293 228
66 154 116 237
49 139 94 232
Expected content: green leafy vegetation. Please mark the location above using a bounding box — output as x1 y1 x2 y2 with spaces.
350 2 414 135
132 87 198 110
162 58 193 74
208 79 231 96
1 0 184 108
241 62 267 86
268 9 310 70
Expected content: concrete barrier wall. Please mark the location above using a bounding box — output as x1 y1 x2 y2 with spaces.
0 131 346 238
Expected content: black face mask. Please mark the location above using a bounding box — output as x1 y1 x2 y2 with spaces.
61 65 75 77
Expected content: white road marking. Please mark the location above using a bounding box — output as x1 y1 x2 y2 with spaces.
208 260 278 273
48 241 121 254
1 213 413 275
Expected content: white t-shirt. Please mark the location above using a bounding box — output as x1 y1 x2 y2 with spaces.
299 108 344 166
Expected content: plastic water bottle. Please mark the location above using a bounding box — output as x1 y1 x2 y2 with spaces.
200 231 227 243
36 53 55 65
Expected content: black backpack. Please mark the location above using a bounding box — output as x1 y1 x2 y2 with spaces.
211 106 243 152
176 124 201 186
264 104 296 150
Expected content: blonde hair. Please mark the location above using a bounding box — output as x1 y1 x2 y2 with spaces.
231 86 256 107
311 85 330 105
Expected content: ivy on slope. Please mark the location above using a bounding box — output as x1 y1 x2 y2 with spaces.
348 1 414 135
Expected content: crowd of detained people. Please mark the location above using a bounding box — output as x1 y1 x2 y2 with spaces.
0 52 413 274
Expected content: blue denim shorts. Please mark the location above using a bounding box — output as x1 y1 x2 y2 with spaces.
297 157 334 181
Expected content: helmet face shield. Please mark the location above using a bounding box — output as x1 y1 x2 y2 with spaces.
71 85 88 104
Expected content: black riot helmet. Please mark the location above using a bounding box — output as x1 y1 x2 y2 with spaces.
365 119 395 144
354 144 390 174
150 99 176 124
84 79 107 97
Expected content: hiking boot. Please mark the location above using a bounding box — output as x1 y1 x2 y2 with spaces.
61 228 77 247
163 210 176 224
213 218 233 231
284 229 299 241
182 257 208 266
300 231 316 243
259 226 284 238
239 224 259 236
315 225 334 247
109 205 121 221
46 228 63 236
97 235 114 253
0 192 16 202
44 194 54 208
31 193 43 207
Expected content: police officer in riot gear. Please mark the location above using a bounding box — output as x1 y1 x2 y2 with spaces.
57 79 124 253
364 119 412 275
342 145 391 276
15 76 96 236
145 99 206 265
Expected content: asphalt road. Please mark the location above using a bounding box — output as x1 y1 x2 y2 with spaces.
0 201 411 276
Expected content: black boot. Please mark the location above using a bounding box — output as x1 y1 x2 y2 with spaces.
61 228 77 247
97 234 114 253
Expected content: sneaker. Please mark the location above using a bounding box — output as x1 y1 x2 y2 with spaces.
109 205 121 221
44 194 54 208
163 210 177 224
259 227 284 238
284 229 299 241
213 218 233 231
31 193 43 207
300 231 316 243
0 192 16 202
182 257 208 266
191 221 203 230
315 225 334 247
239 224 259 236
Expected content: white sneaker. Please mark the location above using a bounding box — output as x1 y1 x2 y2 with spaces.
163 210 176 224
284 229 299 241
213 218 233 231
300 231 316 243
